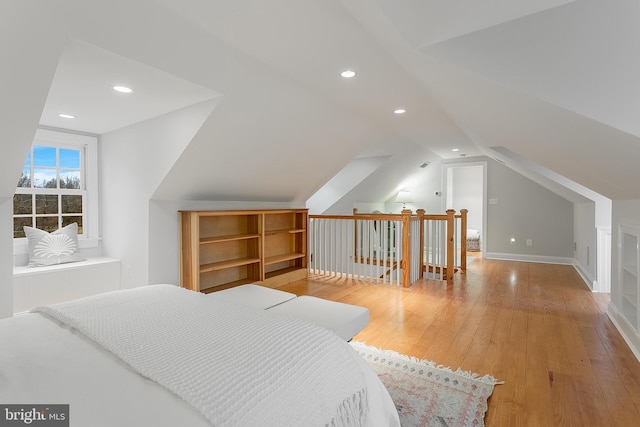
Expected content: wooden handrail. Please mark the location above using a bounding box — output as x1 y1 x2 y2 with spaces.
310 214 357 220
352 208 404 220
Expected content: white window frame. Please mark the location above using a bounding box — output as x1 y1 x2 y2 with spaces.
13 129 100 254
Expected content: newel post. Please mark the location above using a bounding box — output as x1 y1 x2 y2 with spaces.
401 209 412 287
460 209 468 272
446 209 455 283
416 209 425 280
352 208 358 262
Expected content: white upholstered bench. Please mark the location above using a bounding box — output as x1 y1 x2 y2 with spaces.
207 284 296 309
268 296 369 342
209 285 370 341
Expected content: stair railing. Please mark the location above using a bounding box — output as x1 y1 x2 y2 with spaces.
308 208 467 286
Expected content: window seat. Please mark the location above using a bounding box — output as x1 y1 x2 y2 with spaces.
13 257 121 315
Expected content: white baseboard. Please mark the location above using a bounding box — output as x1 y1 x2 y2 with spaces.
484 252 573 265
572 259 596 291
607 302 640 364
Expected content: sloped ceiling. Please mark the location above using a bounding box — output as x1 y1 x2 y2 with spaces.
0 1 68 202
374 0 575 48
40 40 220 134
2 0 639 204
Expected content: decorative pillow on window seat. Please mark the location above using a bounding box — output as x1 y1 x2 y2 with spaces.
24 223 86 267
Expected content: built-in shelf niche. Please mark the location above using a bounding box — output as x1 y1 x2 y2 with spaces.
619 222 640 333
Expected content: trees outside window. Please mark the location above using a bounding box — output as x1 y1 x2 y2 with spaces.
13 130 96 240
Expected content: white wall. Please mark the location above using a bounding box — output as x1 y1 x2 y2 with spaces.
0 2 66 199
0 2 69 318
307 156 390 215
383 159 444 214
100 100 217 289
574 201 597 288
486 158 574 260
322 144 440 215
0 200 13 318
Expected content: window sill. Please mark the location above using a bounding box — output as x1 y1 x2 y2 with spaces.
13 256 119 277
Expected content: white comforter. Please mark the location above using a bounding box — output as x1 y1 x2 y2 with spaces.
0 285 399 427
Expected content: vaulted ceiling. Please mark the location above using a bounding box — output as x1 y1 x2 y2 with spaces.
2 0 639 204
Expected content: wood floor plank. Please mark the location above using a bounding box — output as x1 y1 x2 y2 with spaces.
274 255 640 426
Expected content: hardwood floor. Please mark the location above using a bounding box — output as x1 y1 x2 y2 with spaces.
276 255 640 426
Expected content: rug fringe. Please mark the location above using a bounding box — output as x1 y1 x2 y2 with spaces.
350 341 504 386
329 389 368 427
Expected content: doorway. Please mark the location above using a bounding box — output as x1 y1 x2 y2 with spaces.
443 162 486 255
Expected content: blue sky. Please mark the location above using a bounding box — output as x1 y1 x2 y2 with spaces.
27 146 80 169
23 146 81 188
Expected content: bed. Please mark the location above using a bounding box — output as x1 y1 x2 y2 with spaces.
0 285 399 426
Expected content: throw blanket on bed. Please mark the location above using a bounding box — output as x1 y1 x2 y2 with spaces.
33 285 368 427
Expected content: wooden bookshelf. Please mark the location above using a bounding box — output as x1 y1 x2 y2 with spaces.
179 209 308 293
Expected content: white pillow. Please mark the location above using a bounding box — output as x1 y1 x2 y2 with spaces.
24 223 86 267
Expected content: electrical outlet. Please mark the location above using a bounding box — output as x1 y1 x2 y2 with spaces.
526 239 533 246
489 198 499 205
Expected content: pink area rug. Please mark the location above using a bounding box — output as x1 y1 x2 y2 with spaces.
351 342 502 427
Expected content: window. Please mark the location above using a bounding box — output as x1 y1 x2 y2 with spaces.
13 129 98 243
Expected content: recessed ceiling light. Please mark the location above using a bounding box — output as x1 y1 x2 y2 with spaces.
113 85 133 94
340 70 356 78
452 148 460 152
58 113 75 119
394 109 406 114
